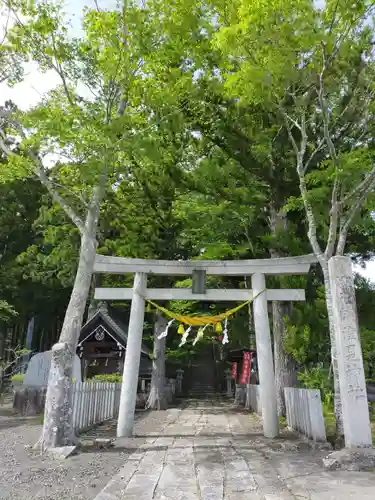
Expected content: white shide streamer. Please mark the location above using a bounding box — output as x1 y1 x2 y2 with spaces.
192 324 209 346
157 319 175 339
179 326 192 347
222 318 229 344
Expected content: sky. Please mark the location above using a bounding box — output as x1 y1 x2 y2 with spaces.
1 0 374 282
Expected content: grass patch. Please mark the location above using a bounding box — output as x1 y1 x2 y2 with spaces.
11 374 24 384
279 415 287 428
323 402 375 445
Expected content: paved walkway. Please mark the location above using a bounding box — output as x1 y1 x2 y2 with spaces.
95 399 375 500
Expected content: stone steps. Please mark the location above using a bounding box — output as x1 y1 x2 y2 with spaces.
188 384 218 397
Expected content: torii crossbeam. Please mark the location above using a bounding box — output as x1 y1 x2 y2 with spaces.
93 254 318 439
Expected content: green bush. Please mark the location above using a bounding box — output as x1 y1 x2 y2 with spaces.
11 373 24 384
298 366 333 408
90 373 122 383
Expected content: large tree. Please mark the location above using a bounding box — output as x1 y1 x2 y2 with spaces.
0 0 161 448
133 0 304 415
211 0 375 432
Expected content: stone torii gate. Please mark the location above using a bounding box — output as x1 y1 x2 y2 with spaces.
94 254 317 439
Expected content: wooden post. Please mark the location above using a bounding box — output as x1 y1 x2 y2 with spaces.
117 272 147 437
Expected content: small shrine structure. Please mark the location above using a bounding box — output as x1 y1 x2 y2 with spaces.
77 302 152 380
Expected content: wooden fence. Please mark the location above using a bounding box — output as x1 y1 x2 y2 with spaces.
284 387 326 442
71 382 122 434
245 384 262 415
15 379 176 429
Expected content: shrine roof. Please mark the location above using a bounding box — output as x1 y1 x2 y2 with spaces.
78 303 151 355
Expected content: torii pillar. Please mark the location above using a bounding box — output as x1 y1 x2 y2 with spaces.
116 272 147 438
252 273 279 438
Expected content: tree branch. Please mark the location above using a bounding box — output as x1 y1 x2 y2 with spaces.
49 180 89 209
0 131 12 156
317 43 341 259
50 32 75 108
328 0 341 34
298 171 324 260
0 5 11 46
282 112 299 158
303 138 325 173
282 107 324 261
284 113 302 132
93 0 102 12
0 107 85 230
336 176 375 256
30 152 85 233
342 165 375 204
0 130 85 232
298 108 308 171
83 164 108 241
325 192 340 259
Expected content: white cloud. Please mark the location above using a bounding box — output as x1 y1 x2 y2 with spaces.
354 261 375 283
1 64 60 110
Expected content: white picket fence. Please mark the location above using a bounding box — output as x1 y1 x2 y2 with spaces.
284 387 326 442
71 382 122 434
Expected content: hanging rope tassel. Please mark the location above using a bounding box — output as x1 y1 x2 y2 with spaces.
215 322 223 333
193 324 209 346
222 318 229 345
157 319 175 339
179 326 192 347
177 324 185 335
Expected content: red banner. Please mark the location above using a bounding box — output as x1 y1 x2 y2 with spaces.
231 362 237 380
239 352 251 385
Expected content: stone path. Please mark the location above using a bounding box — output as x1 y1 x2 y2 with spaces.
95 398 375 500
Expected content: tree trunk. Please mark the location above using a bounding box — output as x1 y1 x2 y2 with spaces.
87 275 98 321
269 204 297 416
244 276 255 348
321 261 344 436
37 216 99 449
272 301 297 416
295 141 344 436
146 312 168 410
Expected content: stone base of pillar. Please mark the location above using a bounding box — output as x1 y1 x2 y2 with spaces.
323 448 375 471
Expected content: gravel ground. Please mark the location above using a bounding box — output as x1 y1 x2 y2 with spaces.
0 402 170 500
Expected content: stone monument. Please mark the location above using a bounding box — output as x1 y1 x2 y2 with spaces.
225 368 233 397
328 256 372 448
176 369 184 395
14 350 81 416
24 350 82 387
